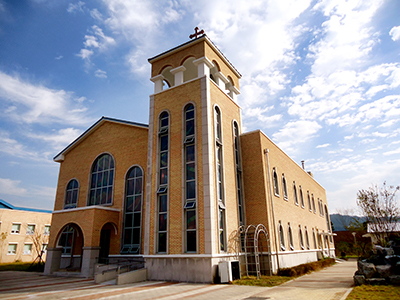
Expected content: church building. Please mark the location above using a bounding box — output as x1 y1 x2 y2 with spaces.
44 31 335 282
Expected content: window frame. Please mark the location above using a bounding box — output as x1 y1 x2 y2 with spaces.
11 223 21 234
26 224 36 235
305 226 310 250
288 223 294 251
7 243 17 255
293 182 299 206
233 121 245 226
273 168 279 197
279 222 286 251
157 111 170 254
88 153 115 206
23 243 32 255
64 179 79 209
121 165 144 255
183 103 197 253
282 174 288 200
44 225 51 235
299 225 305 250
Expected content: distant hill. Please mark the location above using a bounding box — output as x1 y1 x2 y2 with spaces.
330 214 367 231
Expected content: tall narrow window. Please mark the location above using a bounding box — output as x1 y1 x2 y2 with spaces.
279 222 285 251
299 225 304 250
307 191 312 211
121 166 143 254
312 194 316 213
312 228 317 249
293 182 298 205
288 223 294 250
305 226 310 250
233 122 244 226
157 112 169 253
184 104 196 253
325 205 333 243
273 168 279 196
299 186 304 207
215 107 226 251
65 179 79 209
282 174 288 200
89 154 114 206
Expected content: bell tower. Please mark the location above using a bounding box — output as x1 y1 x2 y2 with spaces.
144 29 243 282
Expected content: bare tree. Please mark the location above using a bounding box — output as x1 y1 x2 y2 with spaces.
357 182 400 246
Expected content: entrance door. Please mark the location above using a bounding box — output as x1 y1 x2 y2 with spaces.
99 228 111 264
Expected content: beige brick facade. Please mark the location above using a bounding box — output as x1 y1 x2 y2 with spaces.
45 35 334 281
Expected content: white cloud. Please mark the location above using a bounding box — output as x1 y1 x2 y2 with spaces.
0 130 41 160
316 143 330 148
389 25 400 41
67 1 85 13
0 71 92 125
0 178 27 196
27 128 82 151
272 120 321 150
95 69 107 78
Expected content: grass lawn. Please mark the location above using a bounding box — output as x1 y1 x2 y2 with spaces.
347 285 400 300
0 262 44 272
232 275 292 287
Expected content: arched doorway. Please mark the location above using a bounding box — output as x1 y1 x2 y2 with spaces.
57 223 84 271
99 222 118 264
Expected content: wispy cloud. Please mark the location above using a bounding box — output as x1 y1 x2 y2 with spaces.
67 1 85 14
0 178 27 196
0 71 92 125
95 69 107 78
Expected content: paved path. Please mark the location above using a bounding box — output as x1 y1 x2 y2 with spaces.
0 260 357 300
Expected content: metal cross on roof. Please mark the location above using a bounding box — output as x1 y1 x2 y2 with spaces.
189 27 205 39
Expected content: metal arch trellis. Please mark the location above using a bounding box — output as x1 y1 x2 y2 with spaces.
235 224 272 279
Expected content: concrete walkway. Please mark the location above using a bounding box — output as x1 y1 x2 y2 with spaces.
0 260 357 300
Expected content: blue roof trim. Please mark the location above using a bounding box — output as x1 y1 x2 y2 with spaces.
53 116 149 161
0 199 52 213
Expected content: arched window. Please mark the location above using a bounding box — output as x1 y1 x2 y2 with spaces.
184 104 196 253
64 179 79 209
307 191 312 211
288 223 294 250
312 228 317 249
305 226 310 250
121 166 143 254
299 225 304 250
233 121 244 226
157 111 169 253
293 182 298 205
279 222 285 251
215 106 226 252
312 194 316 213
325 205 333 243
300 186 304 208
273 168 279 196
89 154 114 206
58 225 75 255
282 174 288 200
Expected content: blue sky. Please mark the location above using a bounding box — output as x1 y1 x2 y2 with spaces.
0 0 399 213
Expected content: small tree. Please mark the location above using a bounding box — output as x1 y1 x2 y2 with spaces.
357 182 400 246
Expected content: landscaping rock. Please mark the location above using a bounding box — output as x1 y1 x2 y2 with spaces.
366 278 387 285
385 255 400 266
395 261 400 275
389 275 400 285
358 261 376 278
354 274 366 286
376 265 391 278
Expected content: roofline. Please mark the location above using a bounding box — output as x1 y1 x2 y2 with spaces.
240 129 325 191
0 199 52 213
53 116 149 162
148 35 241 78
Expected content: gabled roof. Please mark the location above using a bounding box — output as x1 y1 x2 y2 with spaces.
53 116 148 162
0 199 52 213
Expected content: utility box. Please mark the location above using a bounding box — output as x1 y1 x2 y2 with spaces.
218 260 241 283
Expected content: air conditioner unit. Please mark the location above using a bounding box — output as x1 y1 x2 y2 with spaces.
218 260 241 283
